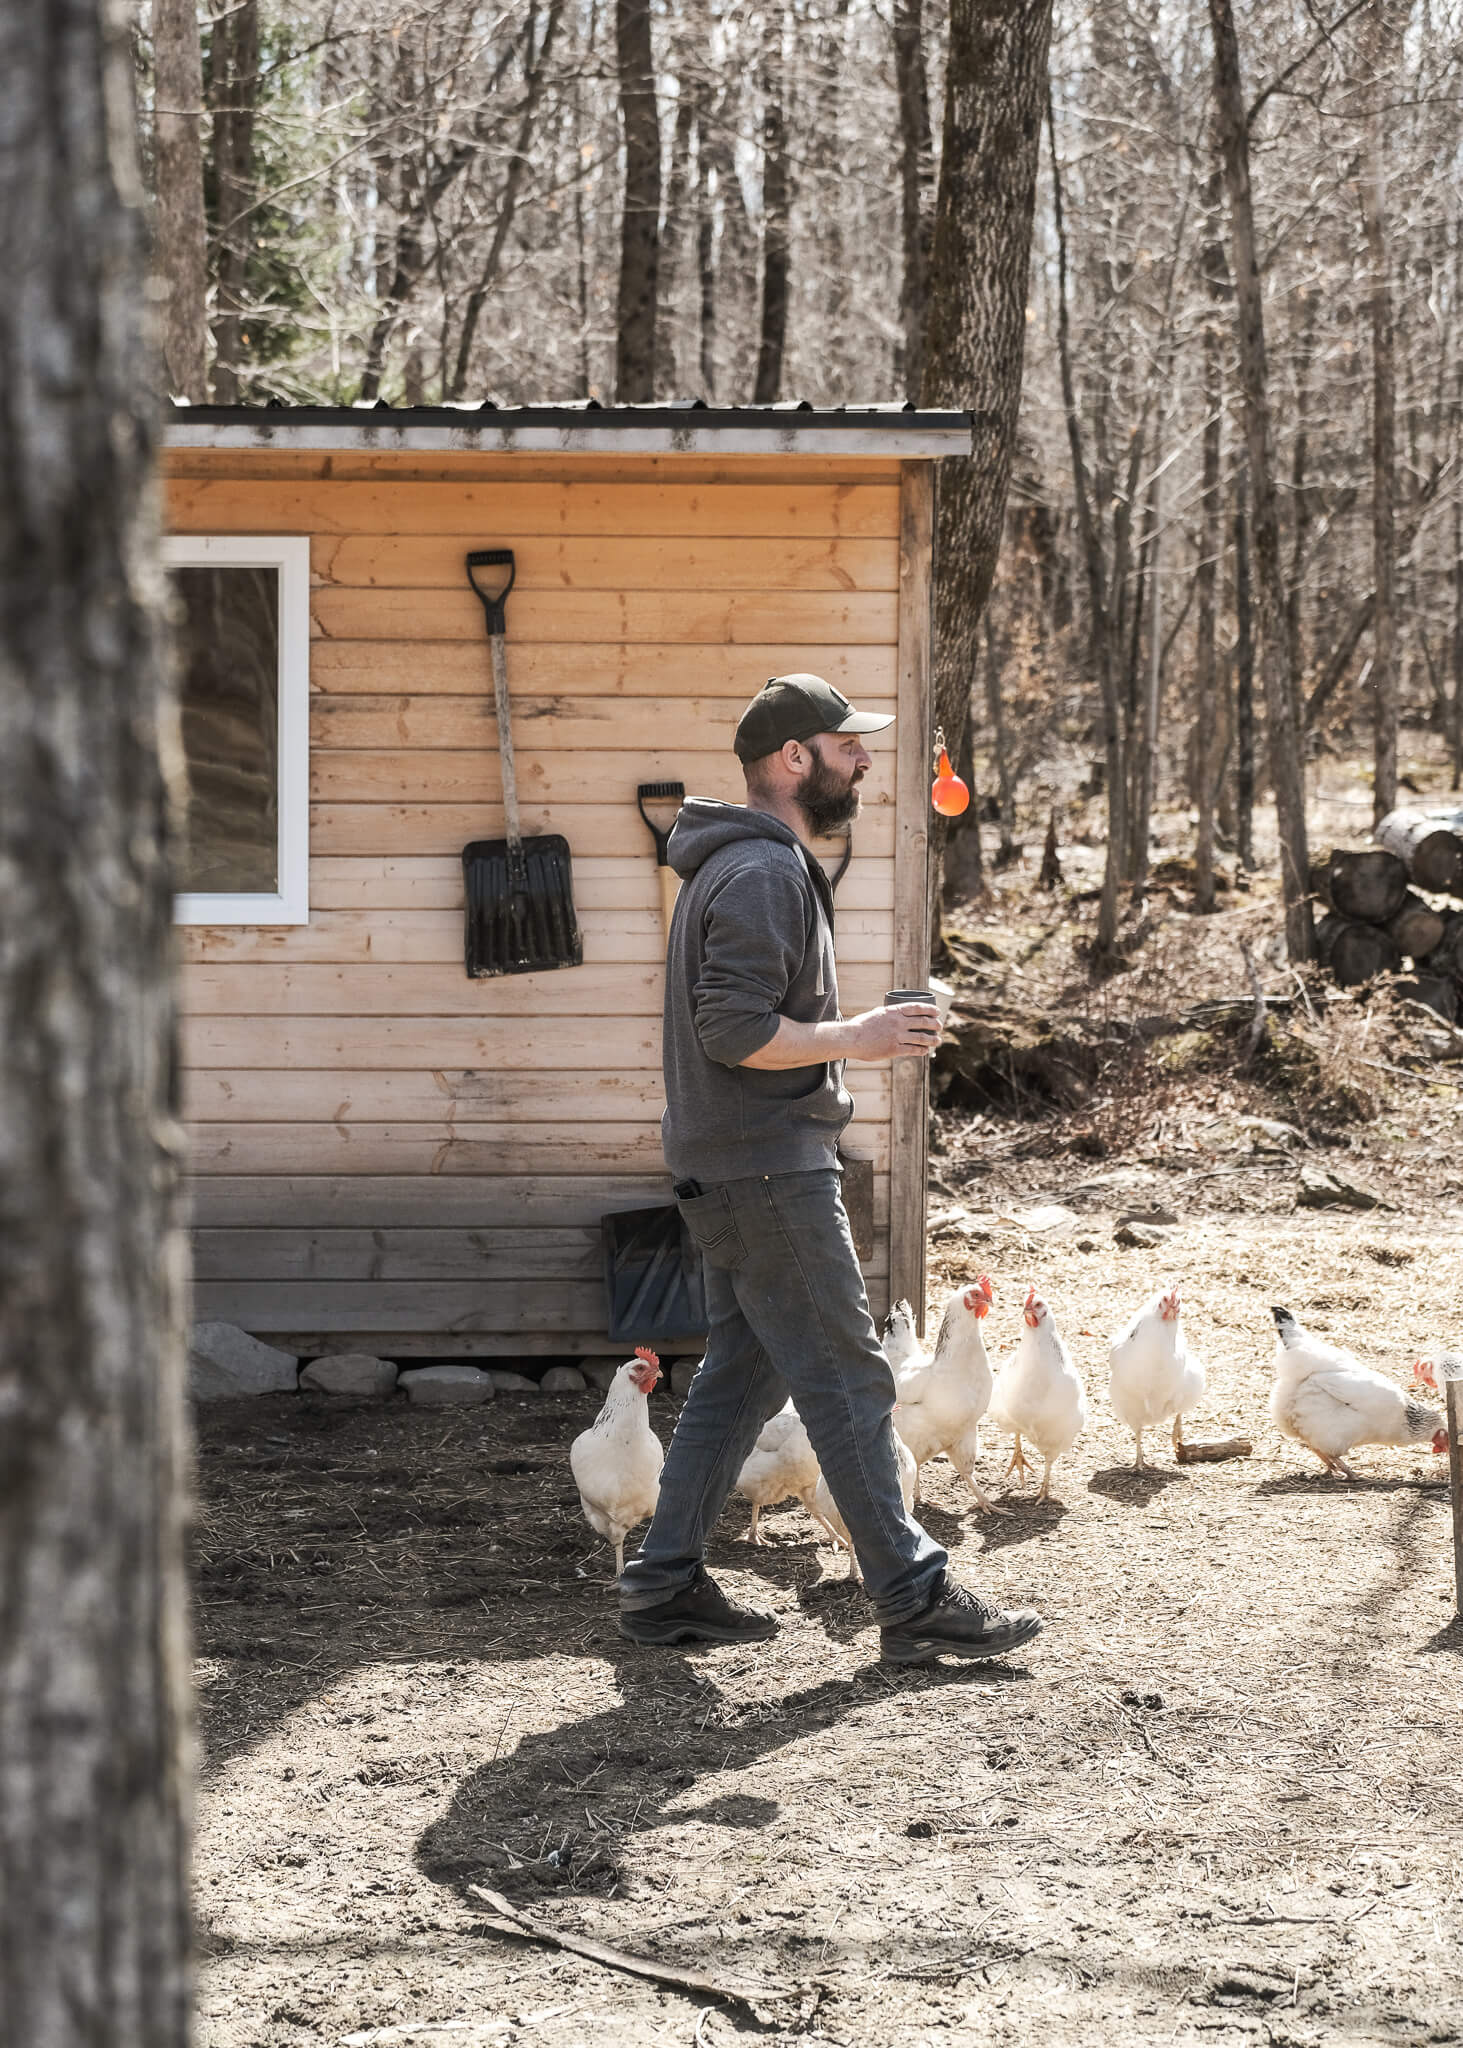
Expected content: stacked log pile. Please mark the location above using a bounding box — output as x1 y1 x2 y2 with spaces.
1311 807 1463 1020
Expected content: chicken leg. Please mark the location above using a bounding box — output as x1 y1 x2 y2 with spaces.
613 1537 626 1580
1133 1426 1147 1473
1308 1444 1361 1481
1036 1455 1057 1504
748 1502 763 1546
1004 1433 1032 1488
948 1430 1010 1517
1171 1414 1184 1455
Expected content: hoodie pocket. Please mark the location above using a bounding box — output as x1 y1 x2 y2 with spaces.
677 1186 747 1271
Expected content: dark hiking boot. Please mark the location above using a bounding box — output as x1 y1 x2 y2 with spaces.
881 1576 1043 1666
619 1566 779 1647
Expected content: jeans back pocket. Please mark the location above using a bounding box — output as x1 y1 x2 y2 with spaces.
677 1186 747 1271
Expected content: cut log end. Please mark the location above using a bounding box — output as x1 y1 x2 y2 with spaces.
1376 808 1463 895
1315 847 1408 924
1315 913 1400 987
1174 1436 1254 1464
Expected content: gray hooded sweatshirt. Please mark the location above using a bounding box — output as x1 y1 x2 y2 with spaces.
660 798 853 1183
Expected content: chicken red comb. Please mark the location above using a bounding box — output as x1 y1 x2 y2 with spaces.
1024 1285 1038 1308
634 1346 660 1370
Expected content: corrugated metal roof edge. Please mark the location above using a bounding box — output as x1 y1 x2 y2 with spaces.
166 398 971 429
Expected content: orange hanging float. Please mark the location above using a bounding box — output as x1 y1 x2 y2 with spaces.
930 725 970 817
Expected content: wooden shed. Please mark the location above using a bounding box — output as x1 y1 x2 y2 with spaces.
162 403 971 1356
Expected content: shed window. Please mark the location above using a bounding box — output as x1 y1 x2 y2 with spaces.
165 535 309 924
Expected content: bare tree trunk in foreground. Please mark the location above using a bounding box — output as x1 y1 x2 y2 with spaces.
1208 0 1312 959
0 0 193 2035
922 0 1054 901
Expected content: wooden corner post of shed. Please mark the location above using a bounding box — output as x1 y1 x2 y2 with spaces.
889 461 934 1331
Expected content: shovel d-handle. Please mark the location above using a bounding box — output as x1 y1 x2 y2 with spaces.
466 547 516 636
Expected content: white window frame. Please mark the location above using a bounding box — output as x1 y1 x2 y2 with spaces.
165 534 310 925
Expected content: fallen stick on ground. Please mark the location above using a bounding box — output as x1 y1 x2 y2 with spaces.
1175 1437 1254 1464
465 1884 784 2016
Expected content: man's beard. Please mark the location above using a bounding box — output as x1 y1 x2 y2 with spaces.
797 743 863 836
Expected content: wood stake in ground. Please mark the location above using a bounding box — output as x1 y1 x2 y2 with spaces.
1448 1378 1463 1615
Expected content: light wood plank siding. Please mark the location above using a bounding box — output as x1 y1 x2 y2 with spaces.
168 453 921 1355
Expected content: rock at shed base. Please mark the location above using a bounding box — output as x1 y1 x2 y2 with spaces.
299 1352 398 1398
399 1365 495 1407
540 1365 587 1393
580 1360 619 1392
1113 1220 1162 1249
189 1322 299 1400
486 1369 540 1394
671 1358 701 1398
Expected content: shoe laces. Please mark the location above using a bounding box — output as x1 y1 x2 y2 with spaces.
935 1579 1004 1626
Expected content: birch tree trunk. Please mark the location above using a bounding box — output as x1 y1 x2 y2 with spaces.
152 0 208 399
614 0 660 401
1208 0 1312 959
0 0 192 2037
921 0 1054 896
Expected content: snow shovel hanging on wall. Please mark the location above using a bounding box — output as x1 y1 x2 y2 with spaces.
461 549 582 978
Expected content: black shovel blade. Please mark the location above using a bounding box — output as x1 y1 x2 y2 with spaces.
462 834 583 977
602 1204 710 1347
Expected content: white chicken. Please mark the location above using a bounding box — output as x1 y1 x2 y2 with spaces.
569 1346 665 1578
734 1399 822 1542
988 1286 1089 1503
887 1276 1004 1514
1414 1351 1463 1394
1271 1308 1447 1479
1108 1283 1206 1471
810 1418 918 1582
882 1298 922 1374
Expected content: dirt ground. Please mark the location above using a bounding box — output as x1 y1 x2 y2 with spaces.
195 1209 1463 2048
194 757 1463 2048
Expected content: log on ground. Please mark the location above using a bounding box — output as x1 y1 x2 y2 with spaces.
1313 847 1408 924
1315 913 1400 987
1388 891 1447 962
1375 808 1463 893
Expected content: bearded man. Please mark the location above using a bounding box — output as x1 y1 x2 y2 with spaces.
618 675 1043 1666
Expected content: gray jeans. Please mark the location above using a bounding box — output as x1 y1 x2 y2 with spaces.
618 1167 947 1624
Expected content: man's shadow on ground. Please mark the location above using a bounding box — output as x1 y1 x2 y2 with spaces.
415 1636 1034 1909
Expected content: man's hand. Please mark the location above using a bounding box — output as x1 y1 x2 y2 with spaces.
846 1002 941 1063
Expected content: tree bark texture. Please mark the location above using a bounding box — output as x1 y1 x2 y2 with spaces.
921 0 1053 902
1047 87 1123 957
1208 0 1312 959
753 7 791 405
1359 18 1398 826
614 0 660 401
152 0 209 399
0 0 192 2036
892 0 934 402
1193 190 1225 912
1234 475 1256 872
208 0 259 403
